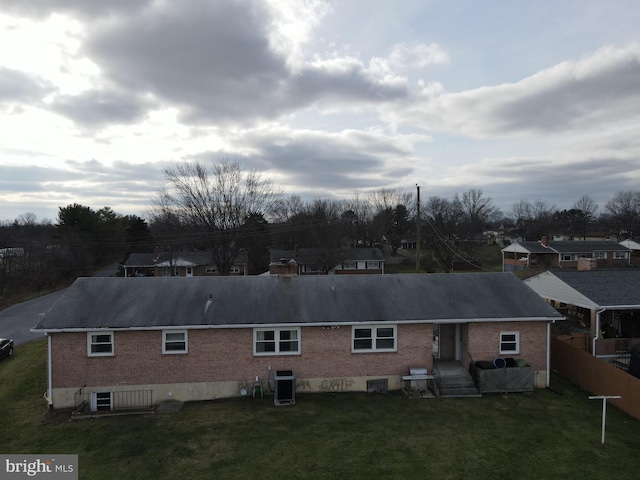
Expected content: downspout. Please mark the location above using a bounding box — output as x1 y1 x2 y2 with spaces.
46 333 53 409
592 308 606 356
546 321 552 387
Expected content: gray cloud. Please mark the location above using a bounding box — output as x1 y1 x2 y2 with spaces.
0 160 166 221
0 0 151 19
50 89 154 126
192 128 417 194
83 0 408 125
394 45 640 137
0 67 51 103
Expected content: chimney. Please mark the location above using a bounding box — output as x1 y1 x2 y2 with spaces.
578 257 598 271
269 259 298 276
541 236 549 247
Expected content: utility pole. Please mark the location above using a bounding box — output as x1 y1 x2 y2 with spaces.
416 184 420 273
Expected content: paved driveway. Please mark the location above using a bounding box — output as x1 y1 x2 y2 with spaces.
0 264 120 346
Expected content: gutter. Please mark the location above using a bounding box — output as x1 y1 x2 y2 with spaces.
546 321 554 387
31 316 564 334
46 334 53 409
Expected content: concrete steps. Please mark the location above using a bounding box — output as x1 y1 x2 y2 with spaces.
434 360 481 398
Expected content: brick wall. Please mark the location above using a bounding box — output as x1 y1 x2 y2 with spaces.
466 321 547 370
51 323 433 389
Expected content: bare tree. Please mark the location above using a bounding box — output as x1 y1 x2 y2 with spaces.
572 195 599 239
424 196 462 272
368 188 415 216
509 199 557 241
603 190 640 240
152 160 282 275
343 193 373 247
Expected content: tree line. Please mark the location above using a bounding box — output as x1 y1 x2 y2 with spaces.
2 159 639 302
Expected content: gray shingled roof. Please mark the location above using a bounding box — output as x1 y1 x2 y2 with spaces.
549 270 640 307
507 240 629 254
269 247 384 264
34 273 561 331
122 253 156 267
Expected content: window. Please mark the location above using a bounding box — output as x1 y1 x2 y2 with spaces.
88 332 114 357
163 330 188 354
500 332 520 354
205 266 217 273
91 391 113 411
230 266 241 274
561 254 576 262
343 261 357 269
366 261 380 269
613 251 629 259
254 328 300 355
593 252 607 259
352 325 397 352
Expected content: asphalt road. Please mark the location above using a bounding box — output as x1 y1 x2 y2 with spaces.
0 290 66 345
0 264 120 346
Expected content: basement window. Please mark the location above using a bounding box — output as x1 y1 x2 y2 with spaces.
254 328 300 355
91 391 113 411
163 330 188 354
500 332 520 355
88 332 114 357
352 325 397 352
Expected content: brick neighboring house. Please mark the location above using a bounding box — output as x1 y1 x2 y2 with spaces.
122 251 248 277
269 247 384 275
501 237 632 272
33 272 561 410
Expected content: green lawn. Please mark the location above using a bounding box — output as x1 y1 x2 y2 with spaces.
2 340 640 479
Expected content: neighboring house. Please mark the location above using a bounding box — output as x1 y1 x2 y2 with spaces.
33 272 562 410
269 247 385 275
502 237 631 271
122 251 248 277
524 270 640 357
620 239 640 266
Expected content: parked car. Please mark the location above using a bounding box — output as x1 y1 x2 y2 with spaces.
0 338 13 360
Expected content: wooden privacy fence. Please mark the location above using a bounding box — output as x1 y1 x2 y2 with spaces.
551 336 640 420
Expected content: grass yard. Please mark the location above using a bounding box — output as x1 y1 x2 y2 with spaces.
2 340 640 479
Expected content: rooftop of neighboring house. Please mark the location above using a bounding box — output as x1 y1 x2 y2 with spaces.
269 247 384 264
123 250 247 268
525 269 640 308
33 272 562 332
502 237 631 255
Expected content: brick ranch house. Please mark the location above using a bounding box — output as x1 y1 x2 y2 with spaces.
33 272 562 410
502 237 631 272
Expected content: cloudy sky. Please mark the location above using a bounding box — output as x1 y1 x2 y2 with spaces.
1 0 640 222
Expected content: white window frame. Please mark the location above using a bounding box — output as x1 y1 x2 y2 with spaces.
230 265 241 274
343 261 357 269
593 252 607 259
352 325 397 353
205 266 217 274
499 331 520 355
163 330 188 354
613 251 629 259
560 254 576 262
91 391 113 411
366 261 380 269
253 328 301 356
87 332 114 357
